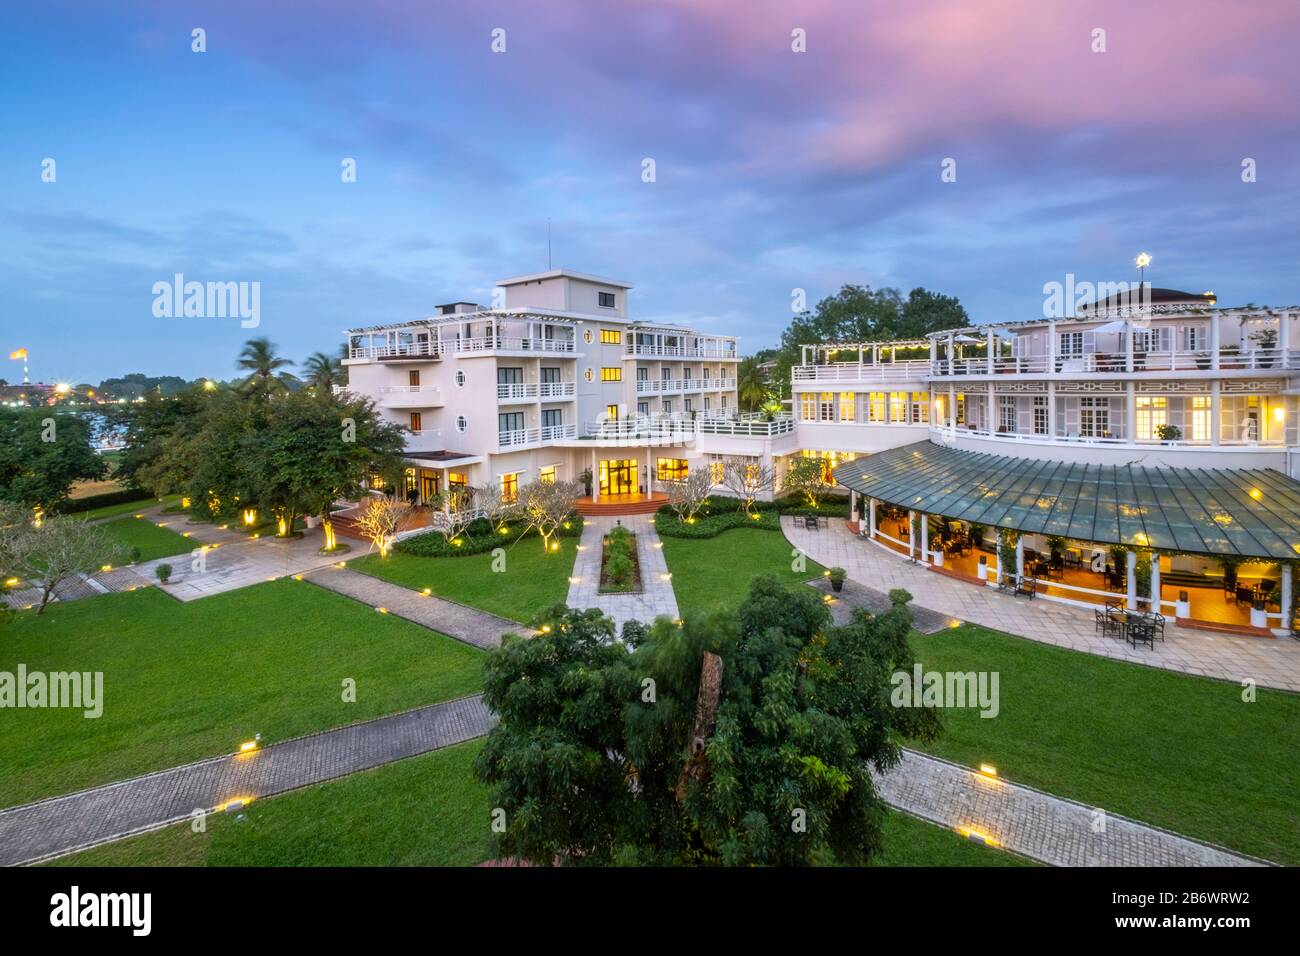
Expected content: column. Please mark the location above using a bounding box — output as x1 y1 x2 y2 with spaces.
1150 553 1161 611
1210 381 1221 446
1047 319 1056 373
1014 534 1024 582
995 531 1004 583
645 447 653 496
591 448 599 502
850 489 858 525
1124 318 1134 372
920 513 930 565
907 510 916 560
987 382 996 433
1047 381 1057 439
948 385 957 429
1126 381 1137 443
1281 564 1293 634
947 333 955 375
1211 312 1221 371
929 337 937 372
1126 549 1139 610
986 328 995 374
868 497 877 538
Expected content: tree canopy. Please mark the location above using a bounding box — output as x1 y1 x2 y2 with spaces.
475 576 940 866
0 409 105 511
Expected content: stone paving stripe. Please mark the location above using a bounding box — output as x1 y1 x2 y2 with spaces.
0 694 495 867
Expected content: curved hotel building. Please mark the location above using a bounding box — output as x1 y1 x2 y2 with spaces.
345 275 1298 637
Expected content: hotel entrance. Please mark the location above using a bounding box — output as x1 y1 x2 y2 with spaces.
599 459 639 496
420 472 440 504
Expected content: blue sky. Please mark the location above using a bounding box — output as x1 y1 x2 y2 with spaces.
3 0 1299 384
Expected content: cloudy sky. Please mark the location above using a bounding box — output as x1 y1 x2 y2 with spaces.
3 0 1299 384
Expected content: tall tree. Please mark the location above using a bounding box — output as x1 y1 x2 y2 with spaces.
475 576 940 866
735 356 768 412
302 351 344 395
237 337 294 396
0 409 105 511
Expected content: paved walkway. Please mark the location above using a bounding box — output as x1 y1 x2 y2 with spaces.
0 695 494 867
807 576 952 634
786 518 1300 692
566 514 680 635
302 565 528 648
876 750 1265 866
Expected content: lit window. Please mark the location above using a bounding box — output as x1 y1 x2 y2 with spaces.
539 466 556 484
657 458 688 481
500 472 519 503
448 472 467 488
869 392 886 422
838 392 855 422
601 367 622 382
608 404 619 420
410 412 422 432
819 391 835 421
1190 395 1211 442
800 393 816 421
600 329 621 344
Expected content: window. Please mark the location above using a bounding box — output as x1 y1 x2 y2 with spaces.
498 411 523 436
636 367 648 381
607 404 619 420
868 392 886 422
497 367 523 384
657 458 688 481
598 291 617 308
542 408 563 428
539 466 556 484
998 396 1016 433
720 394 728 411
661 367 672 381
500 472 519 503
408 370 420 387
454 370 466 387
1059 331 1083 356
1190 395 1211 442
889 391 907 424
838 392 855 422
911 391 930 424
818 391 835 421
600 329 621 344
684 398 693 412
456 415 468 433
541 366 560 383
703 396 711 411
404 467 417 497
601 367 622 382
1033 396 1048 435
410 412 422 432
369 472 386 490
662 400 672 414
637 401 649 415
709 456 725 484
448 472 467 489
1135 395 1168 440
1079 396 1110 438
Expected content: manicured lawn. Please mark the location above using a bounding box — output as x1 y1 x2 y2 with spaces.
351 535 578 623
49 740 1024 867
0 581 484 808
99 515 195 562
74 494 180 522
660 526 825 621
911 624 1300 865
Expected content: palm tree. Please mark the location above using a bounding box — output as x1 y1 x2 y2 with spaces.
302 351 344 395
736 355 768 412
237 338 293 395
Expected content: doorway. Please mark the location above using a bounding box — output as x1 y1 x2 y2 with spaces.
600 459 638 496
420 473 440 504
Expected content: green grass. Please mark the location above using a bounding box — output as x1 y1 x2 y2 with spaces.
351 535 578 623
73 494 180 522
911 624 1300 865
49 740 1025 867
660 526 825 621
99 515 195 562
0 581 484 808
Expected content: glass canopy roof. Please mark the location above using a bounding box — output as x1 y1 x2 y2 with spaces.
833 441 1300 560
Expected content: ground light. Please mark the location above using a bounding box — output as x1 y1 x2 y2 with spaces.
978 764 998 778
956 826 999 847
238 734 262 754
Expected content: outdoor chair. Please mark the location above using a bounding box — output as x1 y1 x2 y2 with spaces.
803 515 820 531
1127 619 1155 650
1148 612 1166 642
1235 585 1254 605
1015 577 1037 599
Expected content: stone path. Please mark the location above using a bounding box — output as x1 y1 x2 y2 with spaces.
566 514 680 636
786 517 1300 692
303 565 528 649
0 695 494 867
876 750 1266 867
807 576 952 634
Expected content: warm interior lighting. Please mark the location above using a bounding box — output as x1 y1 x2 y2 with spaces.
1273 406 1286 423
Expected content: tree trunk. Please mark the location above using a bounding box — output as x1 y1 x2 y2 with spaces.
675 651 724 802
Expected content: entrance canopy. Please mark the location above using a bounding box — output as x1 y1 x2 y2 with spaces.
833 441 1300 561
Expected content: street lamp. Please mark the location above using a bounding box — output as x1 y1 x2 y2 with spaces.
1134 252 1152 285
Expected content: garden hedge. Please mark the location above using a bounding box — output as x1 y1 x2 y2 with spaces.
395 513 582 558
59 488 155 515
653 493 851 538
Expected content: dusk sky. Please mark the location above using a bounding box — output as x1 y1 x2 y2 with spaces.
3 0 1299 385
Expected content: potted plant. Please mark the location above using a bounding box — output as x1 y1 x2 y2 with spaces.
579 467 593 497
1219 343 1243 368
1045 534 1065 561
1218 555 1240 593
828 567 846 593
969 523 986 549
1155 424 1182 444
155 563 173 585
1249 327 1278 367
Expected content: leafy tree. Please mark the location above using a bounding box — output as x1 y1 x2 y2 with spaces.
0 409 105 511
302 351 345 395
237 337 295 396
475 577 940 865
782 455 834 508
736 356 769 412
107 386 214 489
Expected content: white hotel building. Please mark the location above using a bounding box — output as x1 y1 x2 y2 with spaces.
344 269 794 512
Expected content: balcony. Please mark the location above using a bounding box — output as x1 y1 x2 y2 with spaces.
496 381 578 403
696 415 795 437
625 344 738 360
793 361 930 383
349 341 441 361
379 385 443 408
635 378 737 395
929 348 1299 377
931 424 1285 450
457 336 577 356
404 428 441 449
580 418 698 443
496 423 577 450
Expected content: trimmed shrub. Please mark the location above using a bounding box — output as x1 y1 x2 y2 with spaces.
395 513 582 558
59 489 155 515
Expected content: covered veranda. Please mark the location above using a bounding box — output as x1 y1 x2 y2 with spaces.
834 442 1300 637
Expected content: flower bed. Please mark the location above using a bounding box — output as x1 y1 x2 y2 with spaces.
599 525 641 593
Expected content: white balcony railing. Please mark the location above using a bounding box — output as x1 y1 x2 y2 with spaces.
350 341 440 360
379 385 443 407
625 344 738 359
792 361 930 383
635 378 737 394
457 336 576 355
496 423 577 449
404 428 441 447
578 414 795 441
930 347 1298 376
934 424 1290 450
696 415 796 437
496 381 578 401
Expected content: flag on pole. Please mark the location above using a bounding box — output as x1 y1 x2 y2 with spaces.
8 348 27 360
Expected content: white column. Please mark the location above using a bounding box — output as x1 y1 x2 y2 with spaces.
1124 318 1134 372
986 328 995 374
920 513 930 565
947 334 955 375
591 448 599 502
1211 312 1221 371
948 385 957 429
1047 320 1056 373
646 447 653 496
987 382 996 432
1015 534 1024 582
1126 381 1137 443
1126 549 1139 610
1210 381 1221 445
850 489 858 525
1047 381 1057 439
995 531 1004 583
1150 553 1161 611
929 337 937 372
1281 564 1293 634
907 510 916 560
868 497 877 538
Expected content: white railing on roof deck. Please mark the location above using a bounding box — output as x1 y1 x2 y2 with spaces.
792 361 930 382
457 336 576 354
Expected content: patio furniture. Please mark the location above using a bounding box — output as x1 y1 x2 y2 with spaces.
1063 550 1083 569
803 515 820 531
1235 585 1254 605
1094 608 1122 638
1014 577 1037 599
1047 556 1065 580
1126 617 1155 650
